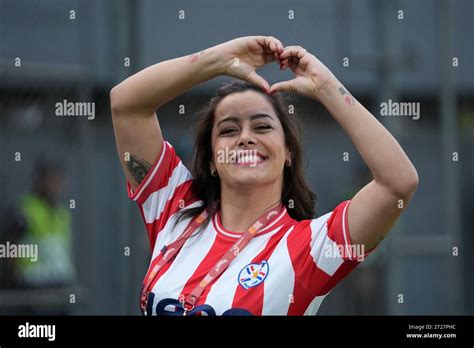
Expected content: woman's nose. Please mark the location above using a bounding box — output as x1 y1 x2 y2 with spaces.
238 128 256 146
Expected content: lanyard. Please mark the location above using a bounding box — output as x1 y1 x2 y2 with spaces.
140 203 283 316
140 208 208 315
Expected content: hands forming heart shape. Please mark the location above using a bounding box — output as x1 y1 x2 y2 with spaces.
215 36 336 100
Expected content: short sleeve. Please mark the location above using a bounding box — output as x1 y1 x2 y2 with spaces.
126 140 200 250
287 200 377 297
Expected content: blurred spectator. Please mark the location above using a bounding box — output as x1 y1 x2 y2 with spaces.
1 159 76 314
15 159 76 287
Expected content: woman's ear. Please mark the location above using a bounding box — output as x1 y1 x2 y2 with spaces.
210 161 216 173
285 150 292 167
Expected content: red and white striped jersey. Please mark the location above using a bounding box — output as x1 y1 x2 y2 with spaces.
127 140 374 316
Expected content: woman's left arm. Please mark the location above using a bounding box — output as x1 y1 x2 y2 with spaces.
271 46 419 252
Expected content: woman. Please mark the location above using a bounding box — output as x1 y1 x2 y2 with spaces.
110 36 418 316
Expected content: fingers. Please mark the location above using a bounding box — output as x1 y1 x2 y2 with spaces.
267 39 283 65
279 45 307 60
265 36 284 54
245 71 271 94
269 79 296 95
279 45 308 69
280 57 299 71
257 36 284 64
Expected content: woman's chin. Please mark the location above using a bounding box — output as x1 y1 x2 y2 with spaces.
226 172 272 188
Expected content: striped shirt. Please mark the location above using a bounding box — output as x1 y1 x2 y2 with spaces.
127 140 373 316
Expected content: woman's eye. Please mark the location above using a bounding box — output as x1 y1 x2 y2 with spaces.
255 124 272 131
220 128 236 135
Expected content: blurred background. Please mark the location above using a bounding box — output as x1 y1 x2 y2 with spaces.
0 0 473 315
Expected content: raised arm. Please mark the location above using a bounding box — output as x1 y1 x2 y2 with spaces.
270 46 419 252
110 36 284 190
110 48 223 190
317 78 418 251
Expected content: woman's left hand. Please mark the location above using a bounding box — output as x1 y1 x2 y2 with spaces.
269 46 336 100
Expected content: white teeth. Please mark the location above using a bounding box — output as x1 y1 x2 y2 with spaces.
237 154 264 164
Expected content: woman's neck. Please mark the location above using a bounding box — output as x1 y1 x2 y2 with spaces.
219 182 283 233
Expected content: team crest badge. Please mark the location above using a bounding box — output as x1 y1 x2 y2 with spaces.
238 260 269 289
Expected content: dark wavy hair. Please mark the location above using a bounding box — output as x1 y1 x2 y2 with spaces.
175 81 316 236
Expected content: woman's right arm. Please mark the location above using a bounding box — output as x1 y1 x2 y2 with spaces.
110 36 284 190
110 48 225 190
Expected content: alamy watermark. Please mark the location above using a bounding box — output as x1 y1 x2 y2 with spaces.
216 148 264 167
55 99 95 120
323 243 366 261
380 99 420 120
18 322 55 341
0 241 38 262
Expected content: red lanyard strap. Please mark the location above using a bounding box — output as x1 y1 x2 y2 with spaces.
140 203 283 316
140 209 208 315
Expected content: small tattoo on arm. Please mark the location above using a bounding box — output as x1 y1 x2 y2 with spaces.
126 155 152 184
338 86 355 106
189 50 205 63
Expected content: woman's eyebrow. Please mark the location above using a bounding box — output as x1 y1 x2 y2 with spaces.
217 114 274 127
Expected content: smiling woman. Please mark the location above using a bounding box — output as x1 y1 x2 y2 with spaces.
181 82 316 230
110 36 418 316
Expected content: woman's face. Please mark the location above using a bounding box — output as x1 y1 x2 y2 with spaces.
211 90 290 190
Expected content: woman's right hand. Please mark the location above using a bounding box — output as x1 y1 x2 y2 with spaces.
213 36 284 93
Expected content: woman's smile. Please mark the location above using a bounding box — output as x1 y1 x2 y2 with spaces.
232 150 268 166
